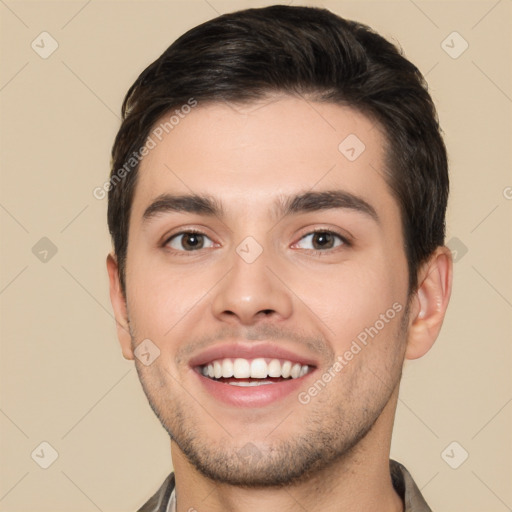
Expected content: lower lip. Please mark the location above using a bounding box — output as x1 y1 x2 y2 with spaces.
194 370 315 408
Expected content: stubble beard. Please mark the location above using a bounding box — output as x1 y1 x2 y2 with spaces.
129 304 409 488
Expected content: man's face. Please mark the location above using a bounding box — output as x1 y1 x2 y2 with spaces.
122 95 411 486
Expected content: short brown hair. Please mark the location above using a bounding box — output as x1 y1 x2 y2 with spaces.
108 5 448 295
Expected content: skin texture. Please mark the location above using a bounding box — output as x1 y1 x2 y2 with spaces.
107 95 452 512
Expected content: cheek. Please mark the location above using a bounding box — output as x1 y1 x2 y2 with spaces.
125 248 213 338
303 259 404 343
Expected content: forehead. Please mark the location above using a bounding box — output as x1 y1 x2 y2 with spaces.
130 95 397 224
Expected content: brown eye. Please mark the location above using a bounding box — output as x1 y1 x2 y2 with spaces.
166 232 214 251
295 231 345 251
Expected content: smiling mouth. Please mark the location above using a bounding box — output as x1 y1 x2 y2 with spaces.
197 357 314 386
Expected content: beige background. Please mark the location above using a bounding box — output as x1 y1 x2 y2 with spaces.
0 0 511 510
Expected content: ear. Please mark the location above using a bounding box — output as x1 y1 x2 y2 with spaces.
106 253 134 360
405 246 453 360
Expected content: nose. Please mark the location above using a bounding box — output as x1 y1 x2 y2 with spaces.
210 245 293 326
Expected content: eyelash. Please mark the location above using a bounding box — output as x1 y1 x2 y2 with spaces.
294 229 351 254
162 228 351 255
162 229 215 256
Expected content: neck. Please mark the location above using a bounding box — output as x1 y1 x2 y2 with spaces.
171 390 403 512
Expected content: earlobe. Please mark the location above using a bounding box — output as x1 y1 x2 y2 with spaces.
405 246 453 360
106 253 134 360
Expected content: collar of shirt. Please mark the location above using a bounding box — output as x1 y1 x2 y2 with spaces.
139 459 432 512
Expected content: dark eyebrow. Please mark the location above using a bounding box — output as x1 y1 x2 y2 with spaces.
142 193 223 222
142 190 379 224
277 190 379 223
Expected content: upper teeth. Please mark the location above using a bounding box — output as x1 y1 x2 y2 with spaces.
201 358 310 379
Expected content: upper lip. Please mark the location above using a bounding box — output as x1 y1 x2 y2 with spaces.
188 342 319 368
